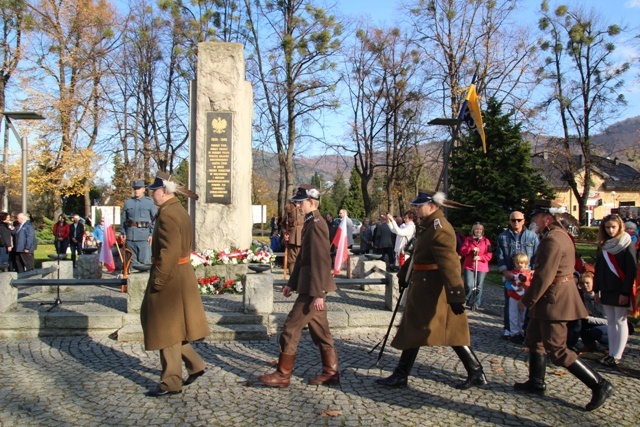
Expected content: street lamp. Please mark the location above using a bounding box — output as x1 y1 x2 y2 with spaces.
1 111 45 213
428 118 459 195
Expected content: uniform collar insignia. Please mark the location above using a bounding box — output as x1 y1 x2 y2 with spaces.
434 218 442 229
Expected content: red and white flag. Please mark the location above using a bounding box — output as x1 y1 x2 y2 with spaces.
332 216 349 276
99 215 117 273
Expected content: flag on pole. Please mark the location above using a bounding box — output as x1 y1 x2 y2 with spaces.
458 83 487 153
332 215 349 276
99 215 117 273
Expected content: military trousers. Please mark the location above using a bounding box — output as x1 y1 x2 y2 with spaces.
525 317 578 367
158 341 206 392
279 294 335 355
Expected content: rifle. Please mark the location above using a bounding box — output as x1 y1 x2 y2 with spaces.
369 254 414 365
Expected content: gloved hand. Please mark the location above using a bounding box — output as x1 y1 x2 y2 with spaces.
450 303 465 315
398 264 410 290
398 273 409 290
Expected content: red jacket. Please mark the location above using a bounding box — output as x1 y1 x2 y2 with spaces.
53 222 70 240
460 236 492 273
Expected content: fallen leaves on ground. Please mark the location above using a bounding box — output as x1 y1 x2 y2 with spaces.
320 410 342 417
552 370 567 376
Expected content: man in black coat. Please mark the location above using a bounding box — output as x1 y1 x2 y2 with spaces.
69 214 85 267
374 215 394 265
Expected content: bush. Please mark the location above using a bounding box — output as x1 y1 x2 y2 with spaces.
578 227 598 242
36 217 55 245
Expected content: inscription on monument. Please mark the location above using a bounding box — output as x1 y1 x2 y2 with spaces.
205 112 233 204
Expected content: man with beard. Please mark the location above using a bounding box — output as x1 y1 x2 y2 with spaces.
514 200 614 411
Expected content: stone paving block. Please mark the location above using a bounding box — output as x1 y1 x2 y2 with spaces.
348 310 396 327
44 312 123 330
127 272 149 313
243 272 273 314
0 272 17 313
326 311 349 328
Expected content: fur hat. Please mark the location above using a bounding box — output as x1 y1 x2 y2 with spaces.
530 200 567 216
410 189 473 209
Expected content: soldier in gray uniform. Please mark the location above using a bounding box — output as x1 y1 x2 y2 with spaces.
121 179 157 265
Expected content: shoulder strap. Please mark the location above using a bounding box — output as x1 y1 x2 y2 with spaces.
603 251 626 282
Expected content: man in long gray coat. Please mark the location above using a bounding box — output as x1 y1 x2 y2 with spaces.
141 174 210 397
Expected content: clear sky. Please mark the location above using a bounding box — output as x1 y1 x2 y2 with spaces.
335 0 640 134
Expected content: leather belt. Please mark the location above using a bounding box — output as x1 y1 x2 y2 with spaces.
128 221 150 228
151 256 191 265
413 263 439 271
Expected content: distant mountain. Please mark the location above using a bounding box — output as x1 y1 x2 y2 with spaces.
253 116 640 192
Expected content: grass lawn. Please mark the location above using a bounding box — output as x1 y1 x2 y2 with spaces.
35 244 57 269
576 242 597 263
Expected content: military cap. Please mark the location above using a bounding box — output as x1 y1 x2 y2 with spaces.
530 199 567 217
131 179 145 189
291 184 320 202
410 189 474 209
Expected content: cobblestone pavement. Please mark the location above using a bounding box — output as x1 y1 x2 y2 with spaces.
3 280 640 426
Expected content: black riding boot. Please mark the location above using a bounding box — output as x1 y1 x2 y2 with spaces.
375 347 419 387
566 358 614 411
452 346 488 389
514 352 547 395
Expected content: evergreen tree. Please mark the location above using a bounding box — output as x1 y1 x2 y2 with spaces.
342 172 365 220
319 194 337 217
311 172 323 189
331 174 348 210
448 98 555 239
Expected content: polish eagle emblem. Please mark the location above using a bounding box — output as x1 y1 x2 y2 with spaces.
211 117 228 134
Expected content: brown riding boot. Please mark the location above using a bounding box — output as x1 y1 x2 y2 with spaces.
309 348 340 386
258 353 296 388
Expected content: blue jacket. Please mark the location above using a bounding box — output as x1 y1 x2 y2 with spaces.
122 196 157 241
93 224 105 243
13 220 36 253
496 228 539 272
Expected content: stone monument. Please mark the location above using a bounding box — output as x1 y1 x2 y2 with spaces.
190 42 253 251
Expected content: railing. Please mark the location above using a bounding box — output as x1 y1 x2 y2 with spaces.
16 266 58 280
11 278 127 287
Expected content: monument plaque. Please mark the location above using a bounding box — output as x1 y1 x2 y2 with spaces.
205 111 233 204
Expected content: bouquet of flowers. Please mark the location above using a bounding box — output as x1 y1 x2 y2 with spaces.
247 250 275 264
197 275 243 295
191 244 275 267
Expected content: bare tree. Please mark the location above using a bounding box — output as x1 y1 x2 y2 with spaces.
245 0 343 218
536 1 631 225
344 25 428 217
409 0 536 133
24 0 117 218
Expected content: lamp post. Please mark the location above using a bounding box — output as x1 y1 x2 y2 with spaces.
1 112 45 213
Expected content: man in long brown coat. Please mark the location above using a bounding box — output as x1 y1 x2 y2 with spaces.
259 184 339 387
375 190 487 390
141 174 210 397
514 200 613 411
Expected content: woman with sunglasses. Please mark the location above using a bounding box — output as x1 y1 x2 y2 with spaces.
594 214 637 366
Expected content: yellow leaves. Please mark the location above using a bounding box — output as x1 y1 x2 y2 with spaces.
320 410 342 417
3 136 102 199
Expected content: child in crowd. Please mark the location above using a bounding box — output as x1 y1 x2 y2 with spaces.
577 271 609 352
504 252 534 344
